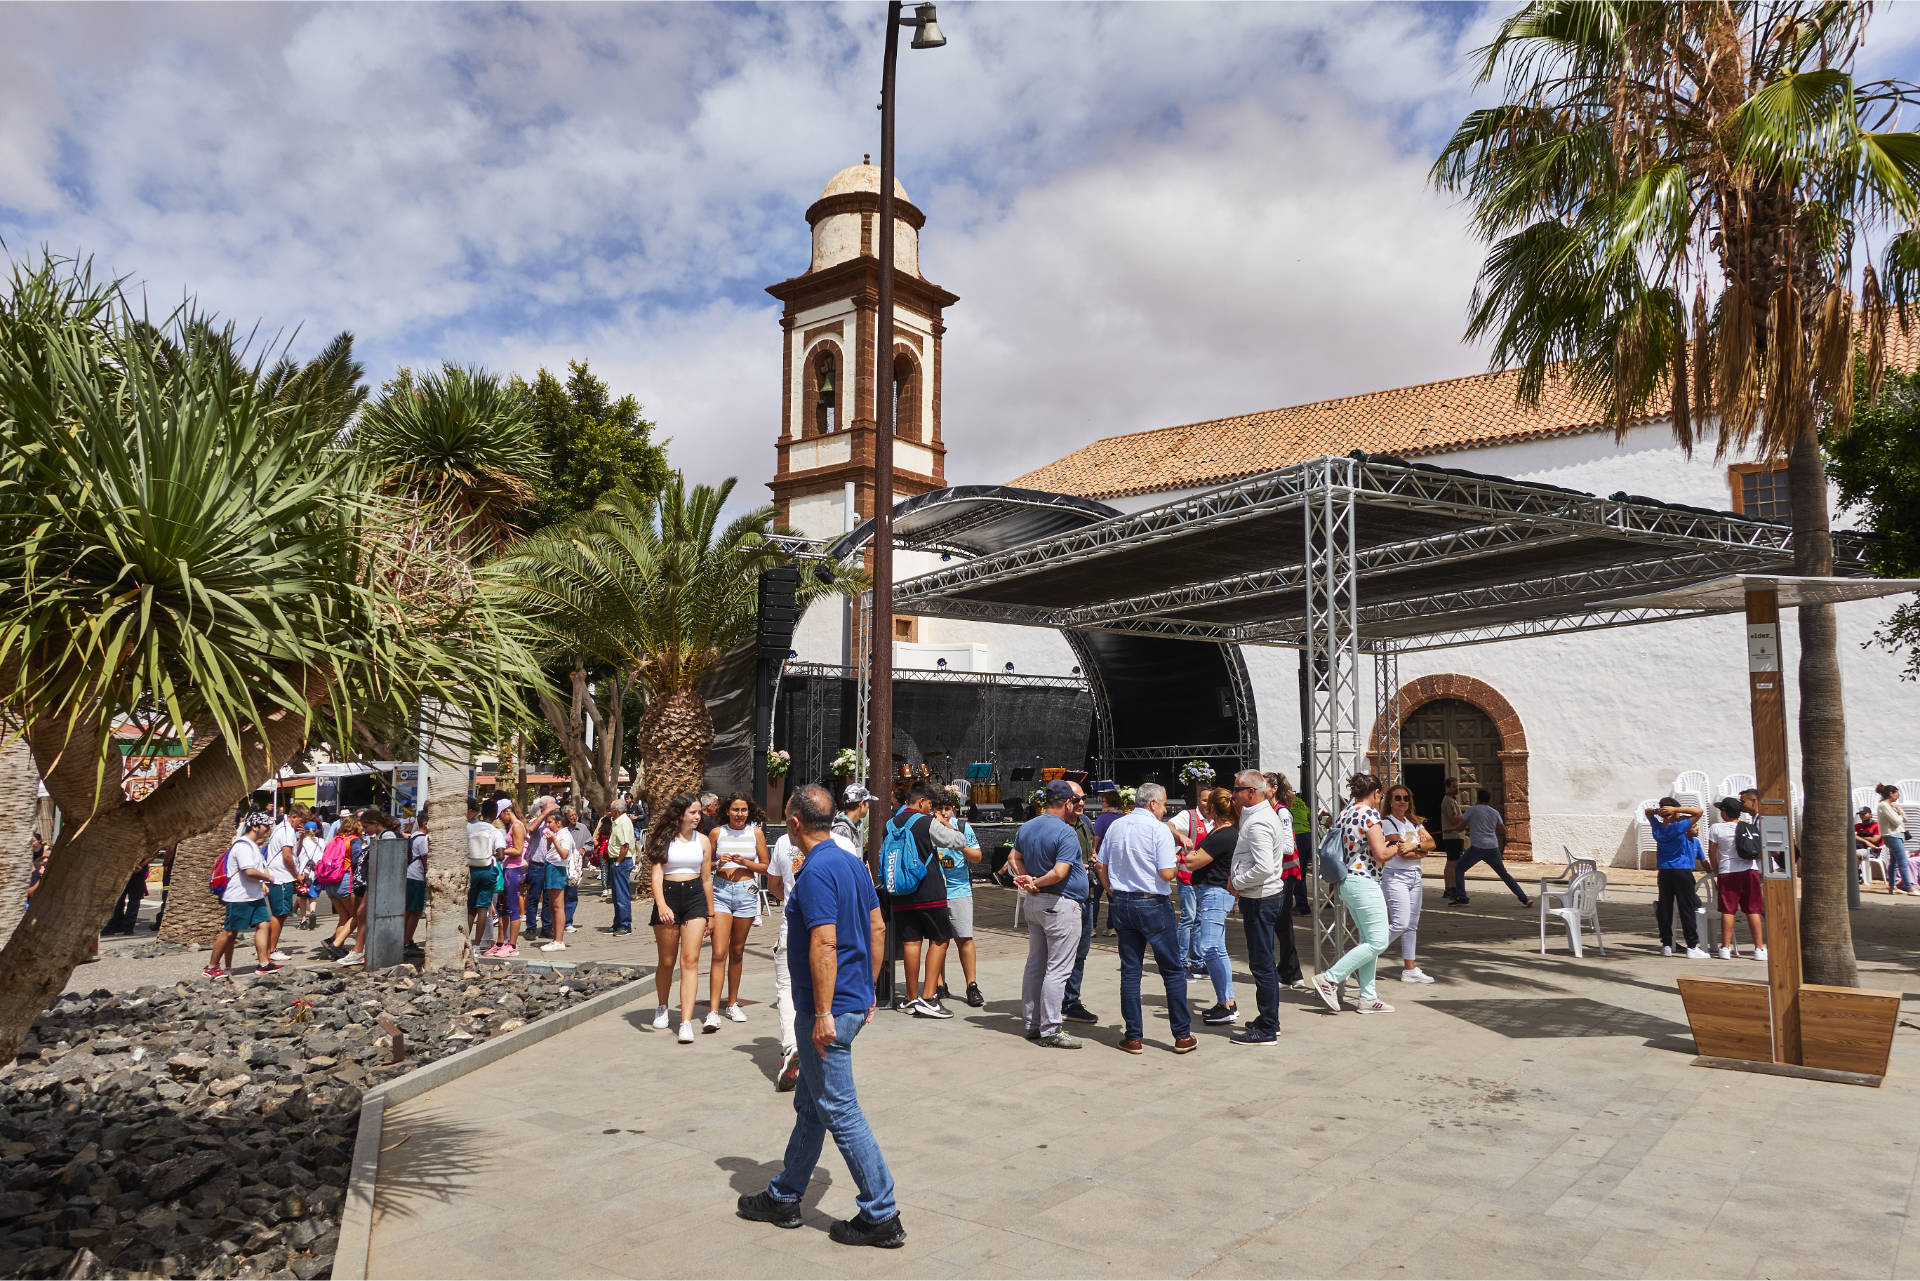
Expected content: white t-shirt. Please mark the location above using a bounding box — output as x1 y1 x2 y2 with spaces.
222 838 268 903
766 835 799 900
406 831 429 882
548 826 578 866
266 819 298 869
1464 804 1503 849
296 834 324 877
1708 819 1757 874
1380 815 1425 869
264 832 297 885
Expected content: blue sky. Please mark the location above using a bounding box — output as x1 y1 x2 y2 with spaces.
7 1 1920 494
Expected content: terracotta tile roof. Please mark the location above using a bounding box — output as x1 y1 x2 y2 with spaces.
1012 324 1920 502
1007 363 1635 501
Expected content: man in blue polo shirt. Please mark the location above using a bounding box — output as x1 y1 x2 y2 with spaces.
1010 780 1090 1048
1646 797 1709 958
738 784 902 1249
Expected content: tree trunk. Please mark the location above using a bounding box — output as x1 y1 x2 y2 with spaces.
156 819 238 948
0 673 325 1063
533 666 620 816
420 698 475 971
637 685 712 849
1787 424 1858 986
0 735 43 948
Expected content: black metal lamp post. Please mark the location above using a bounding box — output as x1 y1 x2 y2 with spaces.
868 0 946 868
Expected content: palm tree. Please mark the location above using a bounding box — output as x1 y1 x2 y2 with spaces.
0 255 531 1058
353 363 541 967
488 476 858 852
1432 0 1920 986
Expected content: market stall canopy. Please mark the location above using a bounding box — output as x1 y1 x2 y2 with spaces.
890 454 1884 652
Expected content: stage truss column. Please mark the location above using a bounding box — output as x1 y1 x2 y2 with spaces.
1304 456 1362 977
1372 646 1401 780
855 590 874 796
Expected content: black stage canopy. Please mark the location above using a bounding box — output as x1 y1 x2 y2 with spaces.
890 454 1880 652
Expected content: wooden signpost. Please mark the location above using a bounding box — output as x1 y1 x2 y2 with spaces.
1667 577 1906 1086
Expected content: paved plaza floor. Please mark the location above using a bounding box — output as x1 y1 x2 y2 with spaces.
363 878 1920 1279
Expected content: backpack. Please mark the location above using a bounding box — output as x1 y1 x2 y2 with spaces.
209 842 237 899
565 842 584 887
1315 822 1348 886
466 828 497 869
1735 818 1763 862
880 814 933 897
314 834 350 886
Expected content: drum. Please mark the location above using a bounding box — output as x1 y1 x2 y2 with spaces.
986 782 1002 803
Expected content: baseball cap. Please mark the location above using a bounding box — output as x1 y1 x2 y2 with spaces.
495 798 513 817
842 783 875 805
1044 779 1078 803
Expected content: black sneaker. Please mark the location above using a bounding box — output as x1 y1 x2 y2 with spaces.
828 1212 905 1248
1061 1002 1098 1024
912 998 954 1020
1230 1029 1277 1047
965 982 984 1008
1201 1003 1239 1025
935 984 952 1002
736 1191 801 1229
889 995 914 1015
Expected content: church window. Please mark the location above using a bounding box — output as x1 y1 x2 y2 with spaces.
1729 462 1790 520
892 351 921 442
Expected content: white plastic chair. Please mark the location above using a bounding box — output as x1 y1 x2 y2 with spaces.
1540 850 1600 899
1672 771 1710 803
1895 779 1920 836
1854 786 1880 816
1860 847 1889 887
1717 773 1755 801
1539 868 1608 957
1633 798 1661 870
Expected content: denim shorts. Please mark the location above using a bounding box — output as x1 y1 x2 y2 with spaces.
713 877 760 918
543 862 568 892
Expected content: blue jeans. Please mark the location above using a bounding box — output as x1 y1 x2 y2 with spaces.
609 857 633 931
1193 884 1235 1005
768 1010 896 1223
1458 847 1529 903
1063 886 1097 1007
1887 834 1912 890
1175 881 1199 968
1239 892 1286 1037
1110 893 1191 1041
564 884 578 926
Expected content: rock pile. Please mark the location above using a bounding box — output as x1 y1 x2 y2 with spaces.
0 961 641 1279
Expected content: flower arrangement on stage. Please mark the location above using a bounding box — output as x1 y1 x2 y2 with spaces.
945 783 966 806
766 749 791 779
1178 760 1216 785
1118 785 1138 809
1028 787 1049 807
830 747 864 777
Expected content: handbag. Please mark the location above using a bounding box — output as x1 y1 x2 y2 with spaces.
1315 822 1349 886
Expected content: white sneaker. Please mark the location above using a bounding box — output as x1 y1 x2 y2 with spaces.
725 1003 748 1023
1400 968 1436 984
651 1005 670 1030
269 950 291 963
1311 975 1341 1011
1717 946 1733 960
1661 945 1675 956
1686 947 1711 959
540 941 567 952
335 952 364 966
1352 997 1396 1014
703 1011 723 1033
1753 947 1769 960
677 1021 695 1044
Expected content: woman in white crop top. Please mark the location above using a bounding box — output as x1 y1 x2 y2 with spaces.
708 794 770 1031
649 791 714 1044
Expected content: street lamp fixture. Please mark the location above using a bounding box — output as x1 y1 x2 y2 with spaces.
908 3 946 49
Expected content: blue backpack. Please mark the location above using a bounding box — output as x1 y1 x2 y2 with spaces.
880 814 933 896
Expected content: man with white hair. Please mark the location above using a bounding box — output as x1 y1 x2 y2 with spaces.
1096 783 1196 1054
1228 768 1292 1047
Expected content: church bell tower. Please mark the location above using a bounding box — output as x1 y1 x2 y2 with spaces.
767 160 959 554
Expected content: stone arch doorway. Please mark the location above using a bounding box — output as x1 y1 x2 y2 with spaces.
1370 673 1531 859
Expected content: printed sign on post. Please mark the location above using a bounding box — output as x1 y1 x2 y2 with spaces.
1746 623 1781 673
1760 814 1792 879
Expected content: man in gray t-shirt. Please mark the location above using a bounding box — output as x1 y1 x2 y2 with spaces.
1454 789 1529 907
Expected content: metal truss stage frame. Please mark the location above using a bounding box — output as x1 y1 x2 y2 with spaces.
882 453 1880 975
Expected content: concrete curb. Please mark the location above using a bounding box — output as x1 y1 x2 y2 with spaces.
330 976 654 1280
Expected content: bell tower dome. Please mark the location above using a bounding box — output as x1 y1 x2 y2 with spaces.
767 160 959 546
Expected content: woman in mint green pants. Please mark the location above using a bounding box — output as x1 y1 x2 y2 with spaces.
1312 773 1395 1014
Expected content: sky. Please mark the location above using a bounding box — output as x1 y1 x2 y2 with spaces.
8 1 1920 500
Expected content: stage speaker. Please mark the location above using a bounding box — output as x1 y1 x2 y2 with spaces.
757 566 801 659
